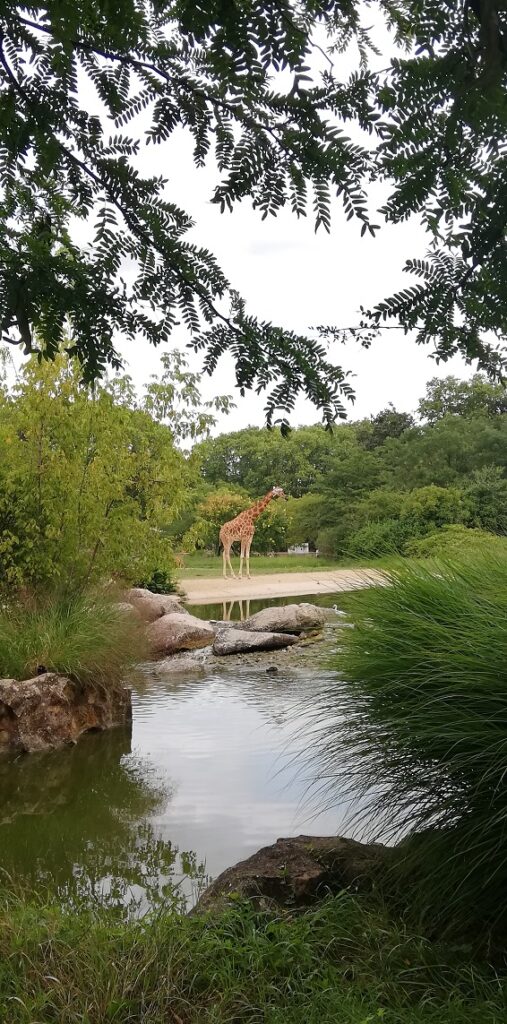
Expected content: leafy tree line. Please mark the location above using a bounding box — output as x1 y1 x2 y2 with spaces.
3 357 507 590
1 2 507 429
188 375 507 559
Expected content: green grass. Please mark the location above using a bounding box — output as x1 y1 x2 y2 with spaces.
178 552 372 579
0 589 147 684
312 554 507 941
0 887 504 1023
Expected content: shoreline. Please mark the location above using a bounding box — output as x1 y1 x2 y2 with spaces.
180 567 384 604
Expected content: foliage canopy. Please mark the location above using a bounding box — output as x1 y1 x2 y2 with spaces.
191 374 507 558
1 2 507 426
0 345 216 590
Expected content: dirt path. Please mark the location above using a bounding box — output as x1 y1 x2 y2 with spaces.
181 568 384 605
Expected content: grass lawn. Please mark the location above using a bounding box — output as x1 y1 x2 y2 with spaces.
1 887 504 1024
177 552 357 578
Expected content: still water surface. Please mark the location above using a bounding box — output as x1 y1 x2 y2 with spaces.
0 594 354 912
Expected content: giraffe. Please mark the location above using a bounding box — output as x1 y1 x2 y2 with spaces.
219 487 286 579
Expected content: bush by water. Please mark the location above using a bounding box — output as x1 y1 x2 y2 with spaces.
315 555 507 940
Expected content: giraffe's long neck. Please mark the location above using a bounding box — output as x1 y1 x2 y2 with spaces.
248 491 274 522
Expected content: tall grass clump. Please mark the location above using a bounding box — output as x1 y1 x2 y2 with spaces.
313 554 507 940
0 589 147 684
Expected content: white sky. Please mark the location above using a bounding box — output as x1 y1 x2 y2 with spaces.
116 128 473 434
108 15 475 435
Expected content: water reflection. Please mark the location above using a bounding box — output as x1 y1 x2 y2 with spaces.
0 600 357 914
188 591 340 623
0 726 205 914
224 598 250 621
133 654 347 881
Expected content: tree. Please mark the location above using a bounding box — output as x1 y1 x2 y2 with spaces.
359 405 415 450
382 413 507 490
287 493 332 549
2 3 507 427
0 349 199 589
0 0 363 427
400 485 466 532
182 489 248 554
182 486 290 554
196 425 337 497
141 351 234 443
418 376 507 425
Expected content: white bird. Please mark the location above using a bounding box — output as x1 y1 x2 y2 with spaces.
332 604 347 616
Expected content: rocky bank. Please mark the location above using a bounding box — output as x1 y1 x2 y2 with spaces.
0 588 342 754
0 674 132 754
193 834 388 915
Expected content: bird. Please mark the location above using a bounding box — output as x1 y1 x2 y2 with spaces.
332 604 346 616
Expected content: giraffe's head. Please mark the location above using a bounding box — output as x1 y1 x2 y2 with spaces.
271 486 287 500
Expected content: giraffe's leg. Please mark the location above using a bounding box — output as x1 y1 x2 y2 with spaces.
222 544 228 578
238 538 245 579
246 537 253 578
226 543 236 578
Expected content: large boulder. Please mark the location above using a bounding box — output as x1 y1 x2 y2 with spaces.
125 587 183 622
147 612 214 656
113 601 143 619
242 603 327 635
193 835 388 914
213 628 298 656
0 674 132 754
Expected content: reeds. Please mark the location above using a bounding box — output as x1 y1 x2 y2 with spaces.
0 589 147 684
312 555 507 938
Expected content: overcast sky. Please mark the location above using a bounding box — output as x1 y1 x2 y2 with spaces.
63 16 476 436
115 127 473 436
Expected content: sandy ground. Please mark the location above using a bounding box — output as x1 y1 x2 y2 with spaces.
181 568 384 605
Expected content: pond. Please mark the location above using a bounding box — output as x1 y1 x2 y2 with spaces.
0 593 358 915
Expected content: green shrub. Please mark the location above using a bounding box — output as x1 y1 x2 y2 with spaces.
400 484 466 530
405 524 507 558
0 589 147 684
464 466 507 534
314 555 507 939
135 567 180 594
347 518 414 557
315 526 340 557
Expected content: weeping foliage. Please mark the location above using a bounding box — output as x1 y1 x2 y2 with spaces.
1 3 507 425
313 556 507 939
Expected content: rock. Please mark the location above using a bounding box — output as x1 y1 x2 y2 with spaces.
0 674 132 754
147 612 214 656
266 665 278 675
193 835 388 914
142 653 207 677
242 603 327 634
125 588 183 623
113 601 142 619
213 628 298 656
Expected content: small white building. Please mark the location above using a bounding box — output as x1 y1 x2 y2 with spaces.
287 543 310 555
